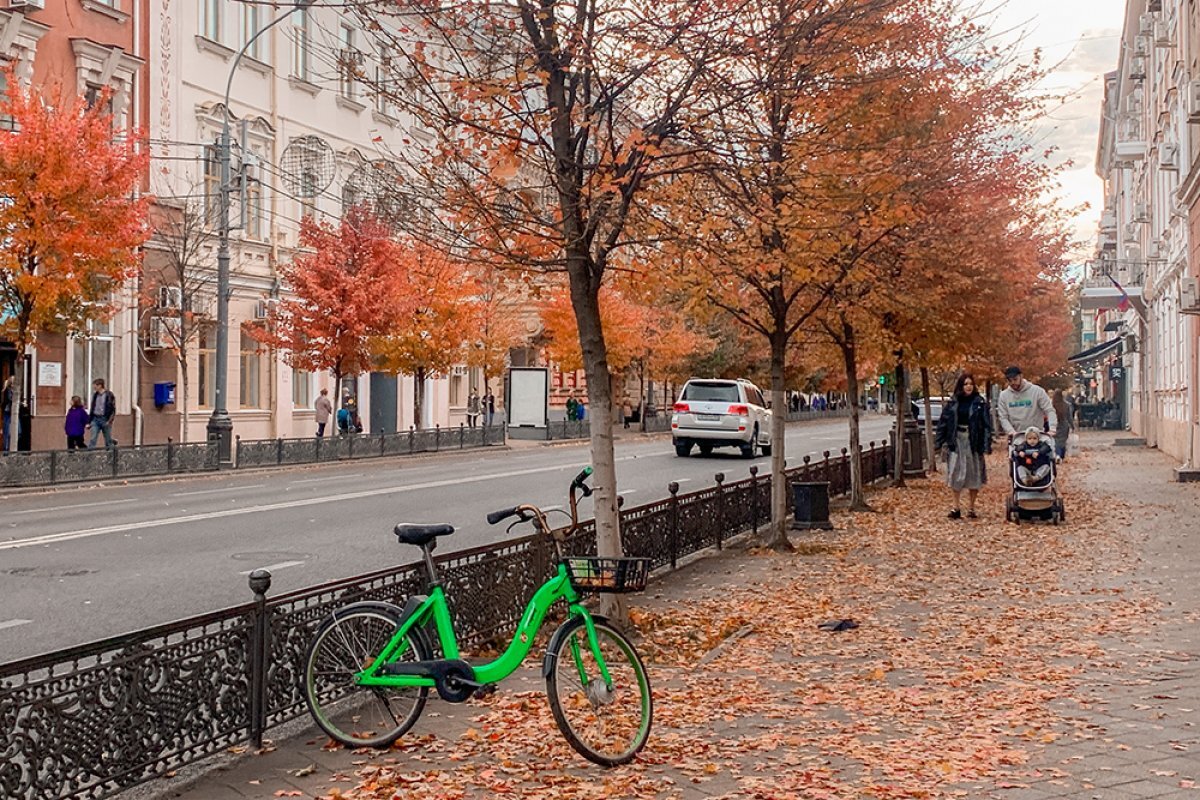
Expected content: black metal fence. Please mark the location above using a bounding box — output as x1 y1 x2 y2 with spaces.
234 424 505 469
0 441 219 488
0 442 893 800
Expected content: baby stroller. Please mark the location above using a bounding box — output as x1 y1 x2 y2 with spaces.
1004 431 1066 525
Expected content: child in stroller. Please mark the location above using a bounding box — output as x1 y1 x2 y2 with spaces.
1005 426 1065 524
1012 427 1053 487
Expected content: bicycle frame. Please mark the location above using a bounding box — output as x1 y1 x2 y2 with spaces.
354 561 610 688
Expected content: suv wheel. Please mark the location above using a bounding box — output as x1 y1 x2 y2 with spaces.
760 442 772 457
740 428 757 459
674 441 693 458
698 443 713 457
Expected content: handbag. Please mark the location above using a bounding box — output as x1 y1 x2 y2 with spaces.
1067 431 1080 456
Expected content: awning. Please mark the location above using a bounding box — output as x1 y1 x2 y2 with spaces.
1068 337 1122 364
1103 320 1124 332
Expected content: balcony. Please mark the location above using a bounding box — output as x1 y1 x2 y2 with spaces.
1115 115 1147 163
1100 210 1117 233
1080 272 1145 312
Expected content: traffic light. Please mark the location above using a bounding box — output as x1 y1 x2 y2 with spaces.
877 375 888 386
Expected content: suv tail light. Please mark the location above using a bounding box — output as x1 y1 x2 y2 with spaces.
728 404 749 415
673 402 690 412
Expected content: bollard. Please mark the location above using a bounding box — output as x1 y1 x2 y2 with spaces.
749 465 759 536
714 473 725 550
668 481 680 569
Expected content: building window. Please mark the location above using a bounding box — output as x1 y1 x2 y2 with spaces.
0 72 17 132
292 9 311 81
241 3 262 60
245 179 264 239
71 320 113 403
197 325 217 408
374 48 396 117
300 169 318 220
240 329 262 408
292 369 312 409
450 365 466 407
200 0 221 43
339 24 358 100
203 141 221 225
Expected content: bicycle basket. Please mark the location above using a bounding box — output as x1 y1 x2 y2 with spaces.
564 557 650 594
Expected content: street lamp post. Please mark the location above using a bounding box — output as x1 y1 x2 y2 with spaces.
207 0 315 463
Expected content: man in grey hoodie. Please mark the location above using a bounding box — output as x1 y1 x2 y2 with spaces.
997 366 1057 439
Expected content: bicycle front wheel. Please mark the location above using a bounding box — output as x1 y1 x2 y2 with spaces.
304 606 430 748
545 616 653 766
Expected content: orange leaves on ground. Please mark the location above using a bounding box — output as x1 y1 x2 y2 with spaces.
0 72 148 351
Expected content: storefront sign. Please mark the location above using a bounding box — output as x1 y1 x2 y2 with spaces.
38 361 62 387
1108 365 1124 381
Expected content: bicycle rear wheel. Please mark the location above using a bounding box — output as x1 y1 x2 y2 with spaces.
545 616 652 766
304 606 430 748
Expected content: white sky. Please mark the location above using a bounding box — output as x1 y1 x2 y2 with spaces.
985 0 1127 255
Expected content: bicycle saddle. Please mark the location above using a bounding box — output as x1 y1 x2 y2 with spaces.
394 523 455 547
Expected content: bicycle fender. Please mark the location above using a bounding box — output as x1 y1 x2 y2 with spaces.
328 600 407 622
542 613 610 679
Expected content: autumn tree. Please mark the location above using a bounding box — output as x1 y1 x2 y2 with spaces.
466 262 529 398
143 198 217 441
346 0 745 593
0 76 148 451
260 206 405 414
372 241 479 427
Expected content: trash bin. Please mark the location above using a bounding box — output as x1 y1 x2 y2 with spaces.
890 418 926 478
791 481 833 530
154 381 176 409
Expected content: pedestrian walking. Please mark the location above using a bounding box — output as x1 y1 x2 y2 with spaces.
577 400 586 421
621 395 633 429
565 392 578 423
997 365 1056 441
485 391 495 426
1052 389 1073 460
87 378 116 449
64 395 88 450
337 402 353 435
467 390 481 428
935 372 992 520
314 388 333 437
1 376 11 451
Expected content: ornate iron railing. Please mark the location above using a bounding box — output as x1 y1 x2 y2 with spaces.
0 441 892 800
234 423 503 469
0 441 218 488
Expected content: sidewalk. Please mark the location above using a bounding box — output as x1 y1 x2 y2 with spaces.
151 431 1200 800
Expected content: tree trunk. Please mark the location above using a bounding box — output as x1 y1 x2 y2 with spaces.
760 331 793 551
569 265 624 621
180 361 190 443
920 366 936 474
839 321 870 511
638 361 646 433
414 366 426 430
893 353 906 486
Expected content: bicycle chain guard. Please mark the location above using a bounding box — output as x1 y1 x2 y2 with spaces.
435 662 479 703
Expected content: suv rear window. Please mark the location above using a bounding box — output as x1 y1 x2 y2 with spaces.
681 382 740 403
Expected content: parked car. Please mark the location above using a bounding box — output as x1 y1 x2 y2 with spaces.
671 378 772 458
913 396 951 426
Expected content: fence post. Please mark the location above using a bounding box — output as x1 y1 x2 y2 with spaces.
348 432 356 459
380 432 386 457
247 568 272 749
49 450 58 485
802 454 812 481
111 445 119 479
409 425 415 454
714 472 725 550
434 424 441 452
459 423 465 449
166 437 174 473
749 465 759 536
668 481 680 569
840 448 849 496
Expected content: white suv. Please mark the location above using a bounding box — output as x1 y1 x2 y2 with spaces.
671 378 772 458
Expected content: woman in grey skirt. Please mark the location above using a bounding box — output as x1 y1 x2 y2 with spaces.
934 372 993 519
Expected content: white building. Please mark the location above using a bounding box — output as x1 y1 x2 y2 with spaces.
1084 0 1200 477
145 0 483 443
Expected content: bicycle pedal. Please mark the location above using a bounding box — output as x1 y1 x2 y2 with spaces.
473 683 498 699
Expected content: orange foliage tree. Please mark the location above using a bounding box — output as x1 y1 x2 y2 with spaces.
465 262 529 398
259 207 406 414
0 76 148 450
372 241 480 427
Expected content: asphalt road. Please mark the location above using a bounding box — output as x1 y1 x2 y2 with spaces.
0 415 892 661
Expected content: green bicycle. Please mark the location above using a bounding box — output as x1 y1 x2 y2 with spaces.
302 467 653 766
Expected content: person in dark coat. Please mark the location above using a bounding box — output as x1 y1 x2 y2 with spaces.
65 395 89 449
934 372 992 520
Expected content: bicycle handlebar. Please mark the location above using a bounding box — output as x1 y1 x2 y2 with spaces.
570 466 594 497
486 506 523 525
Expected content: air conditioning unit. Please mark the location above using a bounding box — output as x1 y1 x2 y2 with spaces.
157 286 183 310
146 317 180 350
187 291 215 318
1134 36 1150 57
1188 81 1200 122
1154 20 1172 47
1148 239 1164 260
1139 13 1156 35
1159 143 1178 170
1130 57 1147 80
1180 277 1200 313
1133 202 1150 223
7 0 46 9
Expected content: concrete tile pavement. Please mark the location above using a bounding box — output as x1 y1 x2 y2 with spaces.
147 431 1200 799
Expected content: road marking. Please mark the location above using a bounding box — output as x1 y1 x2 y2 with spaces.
239 560 304 575
619 489 638 495
173 484 267 497
289 473 365 485
14 498 137 515
0 461 587 551
0 618 32 631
